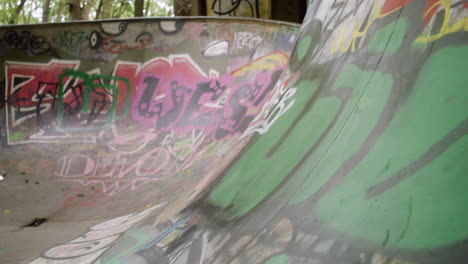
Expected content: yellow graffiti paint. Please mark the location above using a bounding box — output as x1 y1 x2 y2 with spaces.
232 52 289 76
330 0 401 54
415 0 468 43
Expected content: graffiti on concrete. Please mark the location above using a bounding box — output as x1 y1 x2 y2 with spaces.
234 31 263 50
2 52 288 145
54 149 171 196
3 60 131 144
2 1 467 264
207 0 266 18
0 18 300 264
1 31 55 56
126 55 283 139
89 29 154 54
51 31 90 54
28 203 165 264
197 0 468 263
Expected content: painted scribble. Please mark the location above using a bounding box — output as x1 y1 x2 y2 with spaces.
1 30 55 56
1 1 467 264
3 60 131 144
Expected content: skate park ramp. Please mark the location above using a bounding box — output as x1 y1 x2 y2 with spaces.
0 0 467 263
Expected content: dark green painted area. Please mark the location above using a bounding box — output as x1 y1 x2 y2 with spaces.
208 80 326 218
315 46 468 248
290 65 393 204
297 35 312 60
264 254 289 264
317 136 468 248
206 8 468 259
9 131 26 142
368 18 408 54
98 226 153 263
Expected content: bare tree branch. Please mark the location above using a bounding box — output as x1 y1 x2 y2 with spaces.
95 0 103 19
69 0 83 20
101 0 111 19
9 0 28 24
42 0 51 22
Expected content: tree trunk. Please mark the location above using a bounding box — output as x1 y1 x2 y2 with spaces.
42 0 51 22
95 0 103 19
69 0 83 20
134 0 144 17
82 0 95 20
57 0 65 21
101 0 111 19
27 3 32 24
144 0 150 16
9 0 28 24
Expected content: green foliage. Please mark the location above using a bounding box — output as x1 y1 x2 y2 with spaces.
146 0 174 17
0 0 41 24
0 2 17 24
0 0 173 25
111 0 134 19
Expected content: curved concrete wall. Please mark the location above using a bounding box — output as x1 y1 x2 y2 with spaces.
0 18 299 263
1 0 467 263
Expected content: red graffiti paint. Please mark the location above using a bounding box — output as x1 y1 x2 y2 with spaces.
381 0 443 25
117 54 284 139
114 55 211 121
97 33 153 54
112 62 139 114
380 0 416 15
422 0 445 24
5 60 79 128
4 52 287 144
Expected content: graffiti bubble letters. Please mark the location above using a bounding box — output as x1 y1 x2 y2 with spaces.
415 0 468 43
29 203 163 264
211 0 261 18
5 60 80 144
235 31 263 49
4 53 290 144
55 148 170 196
1 30 53 56
243 73 298 137
51 31 89 53
56 70 131 131
4 61 130 144
119 54 284 139
89 30 154 54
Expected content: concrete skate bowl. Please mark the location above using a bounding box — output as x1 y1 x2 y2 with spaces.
0 0 467 263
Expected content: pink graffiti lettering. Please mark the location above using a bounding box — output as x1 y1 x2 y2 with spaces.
55 148 171 196
116 55 283 139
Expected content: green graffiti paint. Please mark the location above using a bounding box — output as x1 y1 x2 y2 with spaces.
317 136 468 248
297 35 312 60
265 253 289 264
98 227 153 263
57 70 131 131
315 46 468 248
290 65 393 204
7 126 28 142
9 131 26 142
208 80 323 218
411 39 428 51
368 18 408 54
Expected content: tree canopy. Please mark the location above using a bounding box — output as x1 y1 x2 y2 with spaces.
0 0 174 25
